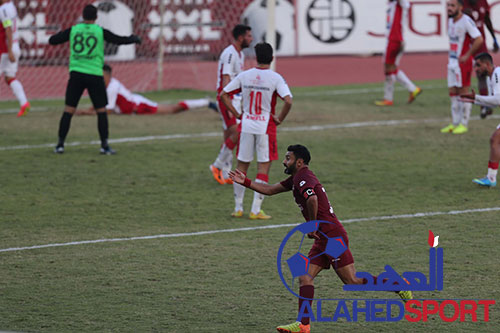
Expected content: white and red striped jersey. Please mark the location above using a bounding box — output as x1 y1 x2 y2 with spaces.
448 14 481 65
106 77 157 114
0 1 19 44
216 44 244 93
223 68 292 135
386 0 409 42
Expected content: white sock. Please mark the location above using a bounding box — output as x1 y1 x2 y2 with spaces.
233 182 246 212
10 79 28 106
181 98 209 110
487 168 498 183
450 96 461 126
384 74 396 101
461 102 471 127
250 179 267 215
213 143 232 170
221 152 233 180
396 70 417 92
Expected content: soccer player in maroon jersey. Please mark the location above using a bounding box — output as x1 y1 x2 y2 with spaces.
229 145 412 333
463 0 499 118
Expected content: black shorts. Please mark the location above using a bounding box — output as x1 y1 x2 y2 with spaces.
65 71 108 109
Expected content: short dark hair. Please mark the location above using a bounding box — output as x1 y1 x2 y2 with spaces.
232 24 251 39
103 64 112 73
255 42 273 65
457 0 464 5
83 4 97 21
475 52 493 64
288 145 311 165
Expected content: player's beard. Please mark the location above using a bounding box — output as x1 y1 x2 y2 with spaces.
284 162 296 175
448 9 459 18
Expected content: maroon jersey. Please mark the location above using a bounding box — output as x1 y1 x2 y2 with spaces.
463 0 490 38
280 166 342 234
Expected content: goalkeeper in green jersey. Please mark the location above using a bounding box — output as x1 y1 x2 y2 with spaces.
49 4 141 155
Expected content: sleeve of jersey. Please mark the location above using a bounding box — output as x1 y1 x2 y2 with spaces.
279 176 294 191
475 94 500 108
276 75 292 99
222 75 242 95
221 52 233 76
466 17 482 39
295 175 318 200
48 28 71 45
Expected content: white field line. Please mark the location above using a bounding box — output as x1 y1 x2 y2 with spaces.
2 115 500 152
1 206 498 253
0 85 445 115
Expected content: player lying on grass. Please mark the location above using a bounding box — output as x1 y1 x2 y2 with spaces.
76 64 217 116
229 145 412 333
461 53 500 187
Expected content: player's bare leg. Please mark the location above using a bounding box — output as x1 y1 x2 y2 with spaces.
5 76 30 117
232 160 250 217
473 128 500 187
277 264 322 333
478 74 493 119
250 161 272 220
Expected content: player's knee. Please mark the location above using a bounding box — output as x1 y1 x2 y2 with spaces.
491 130 500 145
299 274 314 286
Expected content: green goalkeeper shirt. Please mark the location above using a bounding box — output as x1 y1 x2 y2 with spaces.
49 23 140 77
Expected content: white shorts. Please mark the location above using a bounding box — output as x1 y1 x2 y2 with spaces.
0 43 20 77
237 132 271 163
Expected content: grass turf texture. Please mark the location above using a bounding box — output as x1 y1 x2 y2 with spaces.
0 79 499 332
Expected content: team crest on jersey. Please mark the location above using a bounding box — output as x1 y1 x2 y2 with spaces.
251 75 263 85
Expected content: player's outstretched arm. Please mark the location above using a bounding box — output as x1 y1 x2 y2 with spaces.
48 28 71 45
103 29 142 45
229 169 288 195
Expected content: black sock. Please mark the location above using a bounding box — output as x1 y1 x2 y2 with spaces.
58 112 73 146
97 112 109 148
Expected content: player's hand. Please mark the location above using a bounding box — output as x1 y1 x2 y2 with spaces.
229 169 246 185
460 89 475 103
131 35 142 44
459 55 468 64
272 114 281 126
8 51 15 63
307 231 320 240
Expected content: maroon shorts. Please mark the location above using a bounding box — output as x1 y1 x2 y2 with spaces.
308 225 354 270
384 40 403 66
218 98 237 129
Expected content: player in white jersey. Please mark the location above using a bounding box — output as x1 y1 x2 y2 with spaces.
375 0 422 106
76 64 216 115
441 0 483 135
210 25 253 185
0 0 29 117
221 42 292 219
461 53 500 187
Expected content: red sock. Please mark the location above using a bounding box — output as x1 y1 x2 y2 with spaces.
224 136 236 150
256 173 268 183
299 285 314 325
488 161 499 170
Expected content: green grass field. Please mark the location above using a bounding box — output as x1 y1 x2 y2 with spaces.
1 80 499 332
